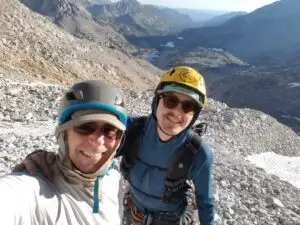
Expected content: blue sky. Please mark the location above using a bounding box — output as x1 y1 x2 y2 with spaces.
112 0 279 12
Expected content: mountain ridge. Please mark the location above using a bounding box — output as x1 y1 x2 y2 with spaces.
1 0 160 89
88 0 194 36
130 0 300 68
21 0 135 52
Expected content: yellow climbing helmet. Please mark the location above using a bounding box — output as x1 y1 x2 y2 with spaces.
155 66 207 107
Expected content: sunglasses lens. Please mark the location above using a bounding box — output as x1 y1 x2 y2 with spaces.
102 125 122 140
162 95 179 109
161 95 195 114
73 122 97 135
73 122 122 140
182 102 195 113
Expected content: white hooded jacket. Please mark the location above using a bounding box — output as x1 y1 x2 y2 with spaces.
0 162 122 225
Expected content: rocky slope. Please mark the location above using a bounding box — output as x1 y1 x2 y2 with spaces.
208 70 300 134
0 77 299 225
0 0 160 89
20 0 135 52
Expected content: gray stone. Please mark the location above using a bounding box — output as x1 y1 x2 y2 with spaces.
266 197 285 208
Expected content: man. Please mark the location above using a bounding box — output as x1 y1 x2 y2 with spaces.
0 80 127 225
15 66 215 225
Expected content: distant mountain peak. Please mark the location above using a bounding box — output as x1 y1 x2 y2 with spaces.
88 0 193 36
149 0 300 67
115 0 141 11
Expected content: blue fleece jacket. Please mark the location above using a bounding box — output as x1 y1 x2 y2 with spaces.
127 116 214 225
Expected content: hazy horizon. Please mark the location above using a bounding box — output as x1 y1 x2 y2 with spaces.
111 0 279 12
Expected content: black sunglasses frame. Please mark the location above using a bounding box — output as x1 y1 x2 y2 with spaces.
73 122 123 140
158 94 196 114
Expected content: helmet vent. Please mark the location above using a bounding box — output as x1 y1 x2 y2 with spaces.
115 96 124 107
66 90 83 101
169 69 176 76
74 90 84 100
66 91 76 100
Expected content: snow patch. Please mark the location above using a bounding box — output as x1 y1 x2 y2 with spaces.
246 152 300 189
161 42 175 48
288 82 300 88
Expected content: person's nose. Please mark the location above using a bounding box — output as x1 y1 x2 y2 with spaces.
172 102 184 115
87 131 105 147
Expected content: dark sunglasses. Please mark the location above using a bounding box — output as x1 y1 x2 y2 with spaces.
159 94 196 113
73 122 123 140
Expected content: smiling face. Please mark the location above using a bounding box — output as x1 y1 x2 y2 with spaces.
155 92 195 141
66 121 122 174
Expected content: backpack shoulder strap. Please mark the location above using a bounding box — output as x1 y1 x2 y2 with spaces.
166 131 202 181
188 131 203 153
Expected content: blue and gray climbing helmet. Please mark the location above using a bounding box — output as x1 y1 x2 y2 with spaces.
55 80 127 157
57 80 127 131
